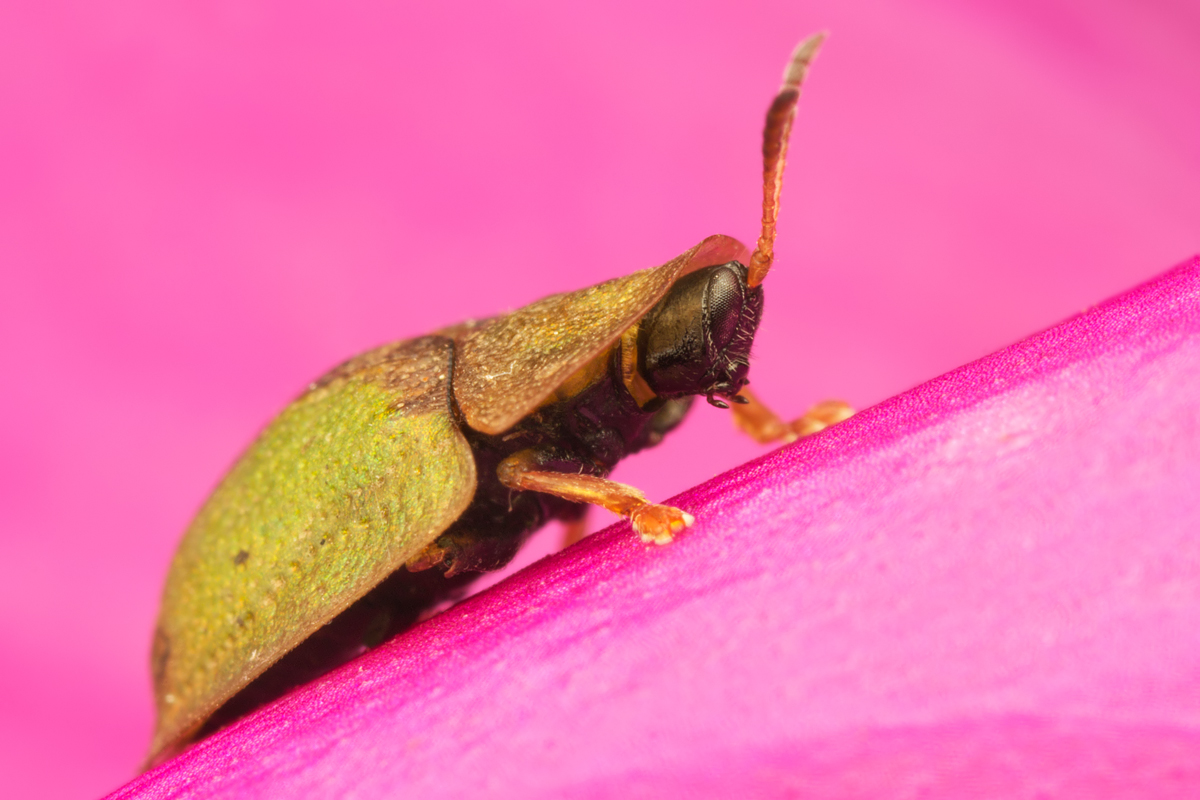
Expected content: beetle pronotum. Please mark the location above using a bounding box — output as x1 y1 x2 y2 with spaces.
148 33 851 765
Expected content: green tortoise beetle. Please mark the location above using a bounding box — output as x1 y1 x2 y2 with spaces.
148 33 851 765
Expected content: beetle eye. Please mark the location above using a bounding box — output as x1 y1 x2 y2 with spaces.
637 261 761 401
705 266 745 356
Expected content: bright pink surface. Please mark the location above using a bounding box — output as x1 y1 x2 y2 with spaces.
1 2 1198 798
111 260 1200 797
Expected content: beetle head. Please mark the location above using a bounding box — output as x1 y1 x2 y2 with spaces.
637 261 763 408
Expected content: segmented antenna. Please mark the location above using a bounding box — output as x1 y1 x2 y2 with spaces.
746 33 826 288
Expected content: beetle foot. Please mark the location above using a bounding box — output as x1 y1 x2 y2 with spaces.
631 504 695 545
732 389 854 445
404 543 447 573
788 399 854 440
407 527 525 577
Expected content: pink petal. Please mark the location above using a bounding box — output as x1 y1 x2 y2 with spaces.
111 257 1200 798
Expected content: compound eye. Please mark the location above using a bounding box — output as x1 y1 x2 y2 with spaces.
705 266 745 356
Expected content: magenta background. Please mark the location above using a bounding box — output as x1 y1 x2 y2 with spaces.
111 261 1200 798
0 1 1197 798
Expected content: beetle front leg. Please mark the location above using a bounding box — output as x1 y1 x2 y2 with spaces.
497 451 694 545
731 387 853 444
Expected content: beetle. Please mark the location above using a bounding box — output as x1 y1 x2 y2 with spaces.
147 33 851 765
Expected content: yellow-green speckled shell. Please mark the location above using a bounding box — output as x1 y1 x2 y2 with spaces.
149 335 475 759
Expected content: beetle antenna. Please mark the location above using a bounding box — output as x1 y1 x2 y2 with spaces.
746 32 826 289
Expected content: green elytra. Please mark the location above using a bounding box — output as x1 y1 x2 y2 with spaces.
151 337 475 757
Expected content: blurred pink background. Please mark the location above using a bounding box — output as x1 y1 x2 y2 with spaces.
0 1 1196 797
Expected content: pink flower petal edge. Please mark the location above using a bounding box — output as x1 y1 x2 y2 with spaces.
110 257 1200 799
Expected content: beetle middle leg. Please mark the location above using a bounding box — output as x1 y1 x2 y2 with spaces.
731 387 852 444
561 513 590 547
497 450 693 545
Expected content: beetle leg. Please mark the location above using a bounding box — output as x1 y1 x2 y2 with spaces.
497 451 693 545
562 512 590 547
731 387 852 444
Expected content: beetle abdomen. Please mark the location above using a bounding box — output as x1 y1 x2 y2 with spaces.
150 336 476 761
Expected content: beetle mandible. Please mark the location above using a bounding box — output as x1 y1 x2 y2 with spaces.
147 33 851 764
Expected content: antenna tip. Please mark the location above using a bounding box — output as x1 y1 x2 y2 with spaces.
747 33 828 288
783 32 829 89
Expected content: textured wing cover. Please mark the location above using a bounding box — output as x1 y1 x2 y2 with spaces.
150 336 475 758
451 235 749 434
